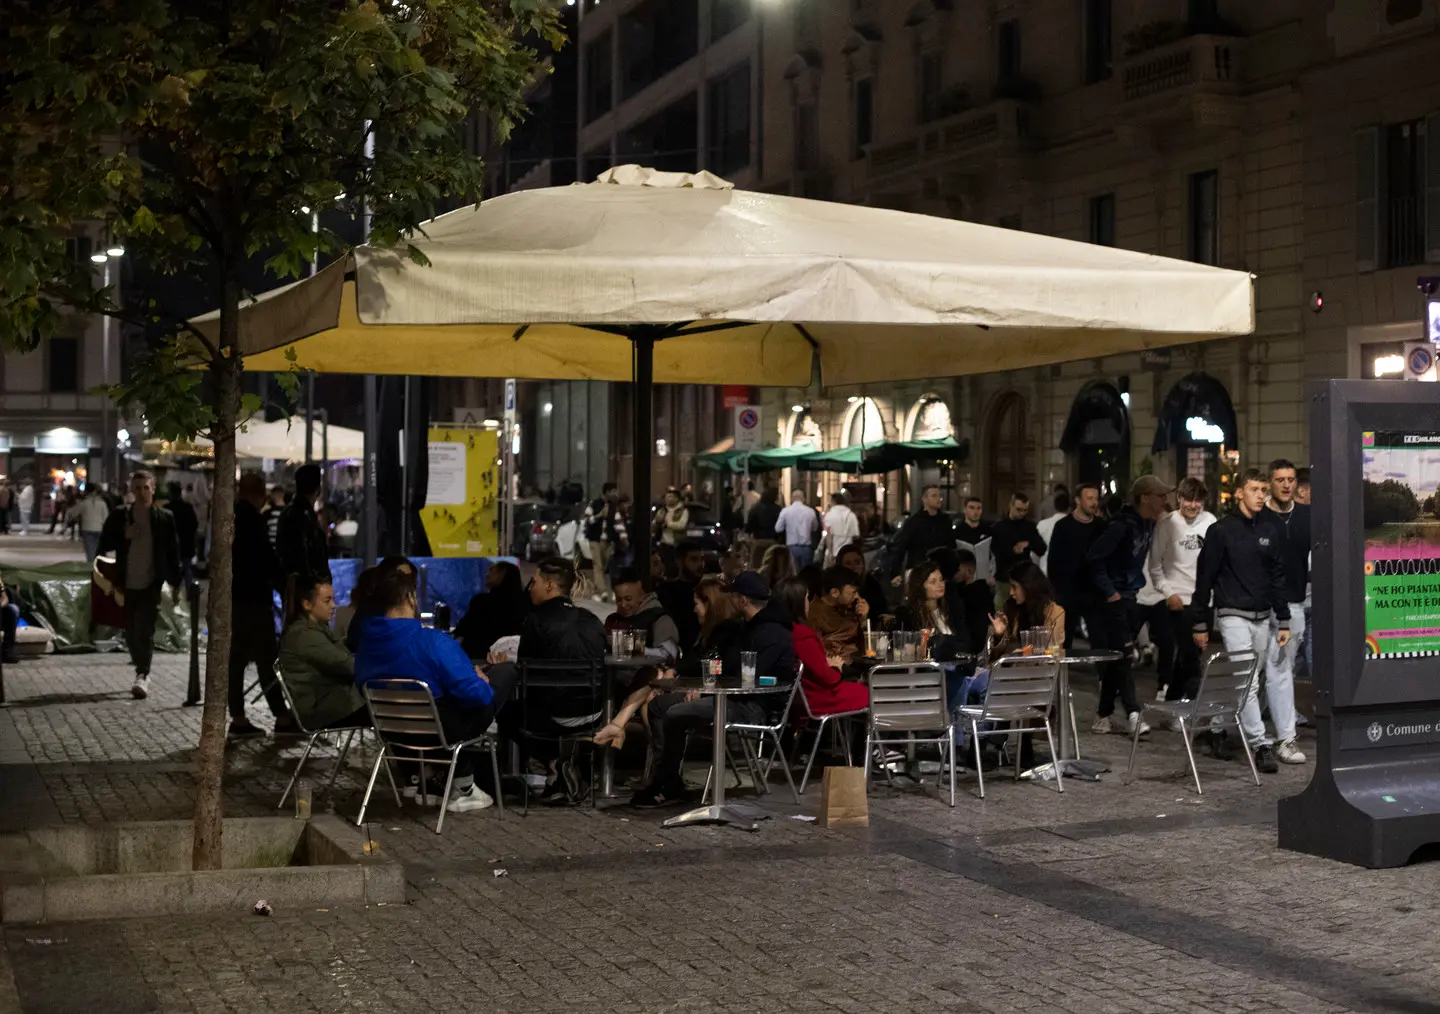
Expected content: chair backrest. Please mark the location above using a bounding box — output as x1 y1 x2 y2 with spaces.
1187 649 1261 720
797 665 822 720
978 654 1060 721
731 676 801 731
272 664 312 736
517 657 605 689
362 678 448 752
869 663 949 732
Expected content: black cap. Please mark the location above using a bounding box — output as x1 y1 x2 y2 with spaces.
725 571 771 601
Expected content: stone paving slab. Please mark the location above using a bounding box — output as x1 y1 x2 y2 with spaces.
0 653 1435 1013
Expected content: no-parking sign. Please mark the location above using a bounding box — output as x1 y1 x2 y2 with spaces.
733 405 762 451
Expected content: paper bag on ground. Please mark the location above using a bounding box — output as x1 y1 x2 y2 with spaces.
818 766 869 828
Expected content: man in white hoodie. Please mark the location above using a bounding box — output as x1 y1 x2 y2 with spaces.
1150 476 1216 702
820 491 861 567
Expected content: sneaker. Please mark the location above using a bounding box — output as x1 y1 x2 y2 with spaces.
402 775 420 800
1090 716 1113 735
271 714 302 737
228 718 266 739
629 783 687 809
1127 712 1151 737
446 784 495 813
1276 739 1307 765
130 674 149 700
1254 745 1280 774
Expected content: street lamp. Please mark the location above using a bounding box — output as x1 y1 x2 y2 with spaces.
94 244 125 487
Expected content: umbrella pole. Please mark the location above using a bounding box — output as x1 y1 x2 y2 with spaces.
631 330 656 578
362 375 379 566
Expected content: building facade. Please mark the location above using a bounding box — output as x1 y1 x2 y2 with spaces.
746 0 1440 518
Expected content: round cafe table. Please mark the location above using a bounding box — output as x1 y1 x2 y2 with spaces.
1021 649 1123 782
661 678 792 832
599 654 662 798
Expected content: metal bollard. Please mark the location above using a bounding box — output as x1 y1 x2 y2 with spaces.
184 579 201 706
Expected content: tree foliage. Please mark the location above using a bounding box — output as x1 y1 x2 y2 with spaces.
1 0 559 868
1363 478 1421 530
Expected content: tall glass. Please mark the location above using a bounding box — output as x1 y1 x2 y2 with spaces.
740 651 757 686
629 631 647 657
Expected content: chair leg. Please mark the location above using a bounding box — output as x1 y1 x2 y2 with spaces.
356 746 387 827
279 734 318 809
1068 691 1081 761
321 729 356 801
724 737 745 790
863 729 873 789
1124 712 1144 785
799 718 827 795
947 731 956 807
839 720 854 766
739 734 766 795
1044 719 1064 794
770 730 801 805
972 719 985 800
1235 717 1262 787
702 761 714 804
382 747 402 807
435 751 460 835
1014 723 1024 781
489 742 505 818
1178 715 1203 795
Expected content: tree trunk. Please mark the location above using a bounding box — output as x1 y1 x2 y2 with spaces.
191 275 243 871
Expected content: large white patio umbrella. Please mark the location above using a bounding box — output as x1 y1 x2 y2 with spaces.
198 165 1254 565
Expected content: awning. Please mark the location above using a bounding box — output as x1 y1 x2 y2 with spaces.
798 437 970 474
694 444 820 472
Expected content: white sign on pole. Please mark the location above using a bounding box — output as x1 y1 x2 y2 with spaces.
733 404 762 452
426 441 468 505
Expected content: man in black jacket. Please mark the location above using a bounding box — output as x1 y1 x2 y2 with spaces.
228 473 295 737
990 492 1046 586
632 571 796 808
656 540 706 651
743 488 782 568
1047 483 1103 649
99 470 182 700
1191 467 1292 773
1084 475 1171 737
275 464 330 595
890 485 955 577
1257 458 1309 766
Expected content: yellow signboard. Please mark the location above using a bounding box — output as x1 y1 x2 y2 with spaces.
421 425 501 557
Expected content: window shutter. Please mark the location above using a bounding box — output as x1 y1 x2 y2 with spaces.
1355 126 1379 273
1426 115 1440 263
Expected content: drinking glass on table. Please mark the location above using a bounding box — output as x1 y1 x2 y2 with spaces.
702 655 721 690
740 651 757 687
629 631 647 657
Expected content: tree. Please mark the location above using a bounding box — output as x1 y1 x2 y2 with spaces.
1 0 559 869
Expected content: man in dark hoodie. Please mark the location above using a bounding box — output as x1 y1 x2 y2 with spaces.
631 571 796 808
355 566 517 814
1084 475 1171 737
889 485 955 578
228 472 295 738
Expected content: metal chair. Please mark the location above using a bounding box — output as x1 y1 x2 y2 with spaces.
790 667 869 794
357 679 504 834
1124 648 1262 794
515 659 607 812
273 666 377 810
864 663 956 807
957 654 1063 799
724 679 802 804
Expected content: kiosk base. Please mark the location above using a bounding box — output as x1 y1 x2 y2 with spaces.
1278 717 1440 869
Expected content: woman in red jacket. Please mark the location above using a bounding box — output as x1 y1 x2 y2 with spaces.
773 576 869 715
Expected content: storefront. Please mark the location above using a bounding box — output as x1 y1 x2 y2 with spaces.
1152 372 1239 507
903 394 956 509
1060 381 1131 497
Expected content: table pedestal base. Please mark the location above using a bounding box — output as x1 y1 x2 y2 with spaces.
662 803 770 831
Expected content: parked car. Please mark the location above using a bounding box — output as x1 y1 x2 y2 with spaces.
508 500 581 561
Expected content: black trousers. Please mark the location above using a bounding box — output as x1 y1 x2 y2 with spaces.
228 597 288 721
1 602 19 660
1085 598 1142 719
436 663 519 779
124 582 164 676
1146 602 1176 694
1163 606 1201 701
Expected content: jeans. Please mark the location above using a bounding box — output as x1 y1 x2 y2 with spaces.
788 544 814 571
124 582 164 676
589 541 611 597
1215 613 1294 748
1263 604 1305 744
82 531 102 565
1086 599 1142 718
436 665 518 779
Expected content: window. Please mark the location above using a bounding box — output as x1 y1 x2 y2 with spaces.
706 62 751 176
917 51 942 123
620 0 699 100
617 92 699 174
1088 193 1116 246
1356 119 1440 272
584 31 613 123
795 102 819 172
48 337 79 393
1082 0 1112 83
853 78 874 159
1187 170 1219 265
65 236 92 265
997 20 1021 85
710 0 749 42
1383 120 1425 268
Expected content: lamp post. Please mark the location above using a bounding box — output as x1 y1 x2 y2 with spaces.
90 244 125 489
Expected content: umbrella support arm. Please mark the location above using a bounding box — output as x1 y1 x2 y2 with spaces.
630 328 659 577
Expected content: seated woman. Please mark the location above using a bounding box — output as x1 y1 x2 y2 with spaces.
892 561 956 645
453 560 528 660
773 576 868 716
593 575 743 749
278 577 367 730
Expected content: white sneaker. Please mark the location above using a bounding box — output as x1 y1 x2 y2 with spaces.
1127 712 1151 736
1276 739 1307 764
446 784 495 813
1090 716 1113 735
131 675 149 700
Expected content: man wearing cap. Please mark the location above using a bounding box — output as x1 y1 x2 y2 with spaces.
1083 475 1172 737
630 571 796 808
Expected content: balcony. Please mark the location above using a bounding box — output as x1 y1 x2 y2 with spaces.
866 98 1037 182
1119 33 1241 129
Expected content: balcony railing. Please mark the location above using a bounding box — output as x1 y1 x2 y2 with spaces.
1122 34 1239 102
868 99 1034 179
1386 195 1426 269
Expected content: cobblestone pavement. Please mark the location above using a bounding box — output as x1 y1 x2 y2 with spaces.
2 653 1438 1013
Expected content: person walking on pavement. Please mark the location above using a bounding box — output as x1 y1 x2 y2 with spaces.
276 464 331 599
1149 477 1215 703
820 491 861 568
954 495 994 583
99 471 182 700
78 485 111 564
1259 459 1309 765
0 480 11 536
228 472 297 738
1047 483 1104 650
16 481 33 537
990 492 1047 587
1084 475 1171 737
655 489 688 548
1190 467 1292 773
1035 491 1068 574
743 487 782 568
777 489 820 571
164 481 199 579
583 483 617 602
890 485 955 580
